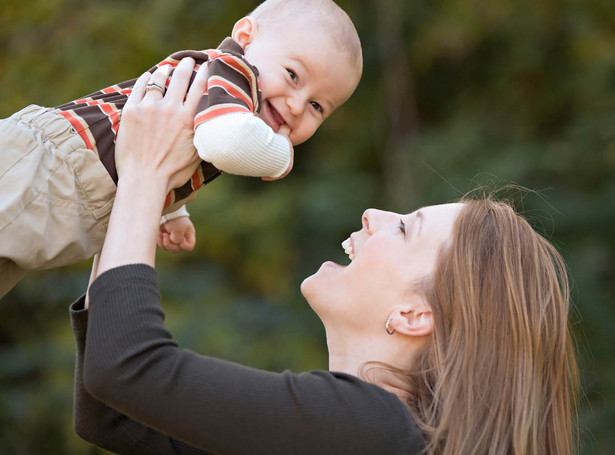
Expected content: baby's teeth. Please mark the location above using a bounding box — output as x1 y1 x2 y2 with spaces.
349 253 355 260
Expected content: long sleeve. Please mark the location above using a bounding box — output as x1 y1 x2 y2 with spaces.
191 39 291 179
81 264 425 455
194 112 291 178
71 296 211 455
160 205 189 225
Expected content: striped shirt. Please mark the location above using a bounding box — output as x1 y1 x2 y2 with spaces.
55 38 261 209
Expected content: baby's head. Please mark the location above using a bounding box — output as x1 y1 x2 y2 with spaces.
231 0 362 146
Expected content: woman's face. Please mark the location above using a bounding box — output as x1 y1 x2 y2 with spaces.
301 203 463 332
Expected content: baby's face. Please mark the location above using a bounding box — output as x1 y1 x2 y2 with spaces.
237 20 360 146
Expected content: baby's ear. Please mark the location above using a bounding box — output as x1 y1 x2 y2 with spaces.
232 16 257 48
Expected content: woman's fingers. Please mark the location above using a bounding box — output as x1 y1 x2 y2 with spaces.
184 63 209 114
127 57 202 113
164 57 195 103
164 57 207 119
143 64 172 102
126 71 152 106
115 57 201 192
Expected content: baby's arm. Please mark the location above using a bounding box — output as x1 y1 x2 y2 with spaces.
192 48 293 180
194 112 293 179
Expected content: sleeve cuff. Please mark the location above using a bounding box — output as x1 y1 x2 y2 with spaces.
160 205 190 225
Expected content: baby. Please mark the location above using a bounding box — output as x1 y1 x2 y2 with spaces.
0 0 362 298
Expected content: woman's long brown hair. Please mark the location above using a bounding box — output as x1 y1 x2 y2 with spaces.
407 197 579 454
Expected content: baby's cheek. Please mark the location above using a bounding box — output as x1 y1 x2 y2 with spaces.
294 126 316 146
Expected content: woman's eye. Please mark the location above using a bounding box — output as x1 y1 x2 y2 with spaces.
286 69 297 82
399 219 406 235
310 101 322 112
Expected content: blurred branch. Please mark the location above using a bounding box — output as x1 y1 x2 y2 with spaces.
374 0 420 210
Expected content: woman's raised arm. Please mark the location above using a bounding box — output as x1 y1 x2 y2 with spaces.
95 58 206 277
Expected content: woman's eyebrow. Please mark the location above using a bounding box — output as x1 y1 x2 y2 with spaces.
415 210 424 237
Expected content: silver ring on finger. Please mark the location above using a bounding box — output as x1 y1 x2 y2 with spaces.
145 80 166 94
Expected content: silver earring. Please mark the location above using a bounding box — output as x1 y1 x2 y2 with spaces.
385 317 395 335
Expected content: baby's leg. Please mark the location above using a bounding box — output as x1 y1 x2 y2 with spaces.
0 105 116 291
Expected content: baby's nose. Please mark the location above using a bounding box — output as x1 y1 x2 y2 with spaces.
287 93 306 115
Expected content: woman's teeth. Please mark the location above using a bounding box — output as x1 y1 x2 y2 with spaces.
341 238 355 261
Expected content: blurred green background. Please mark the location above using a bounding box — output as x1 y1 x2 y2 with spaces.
1 0 613 453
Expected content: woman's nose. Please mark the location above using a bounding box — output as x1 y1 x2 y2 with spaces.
362 209 380 234
362 209 396 234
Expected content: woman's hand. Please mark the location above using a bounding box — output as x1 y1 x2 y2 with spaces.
94 58 207 277
115 58 207 193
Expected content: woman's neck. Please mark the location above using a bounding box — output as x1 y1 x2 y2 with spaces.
329 353 412 402
327 353 367 376
326 330 421 402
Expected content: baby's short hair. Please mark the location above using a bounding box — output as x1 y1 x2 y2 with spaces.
249 0 362 74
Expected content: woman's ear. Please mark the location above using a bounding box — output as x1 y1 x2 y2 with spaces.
388 303 433 337
232 16 257 48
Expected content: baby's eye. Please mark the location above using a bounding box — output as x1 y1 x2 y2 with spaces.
310 101 322 112
398 219 406 235
286 69 297 82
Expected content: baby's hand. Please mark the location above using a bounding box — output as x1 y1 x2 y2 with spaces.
262 125 294 181
158 216 196 252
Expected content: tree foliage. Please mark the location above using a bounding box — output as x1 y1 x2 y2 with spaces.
1 0 613 453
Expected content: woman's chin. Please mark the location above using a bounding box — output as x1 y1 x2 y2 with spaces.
299 273 315 299
300 261 346 302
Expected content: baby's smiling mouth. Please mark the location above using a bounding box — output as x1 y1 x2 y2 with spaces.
265 101 286 131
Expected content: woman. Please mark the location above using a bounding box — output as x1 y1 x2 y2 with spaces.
72 59 578 454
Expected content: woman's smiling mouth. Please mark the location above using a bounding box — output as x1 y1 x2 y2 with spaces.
341 237 355 261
